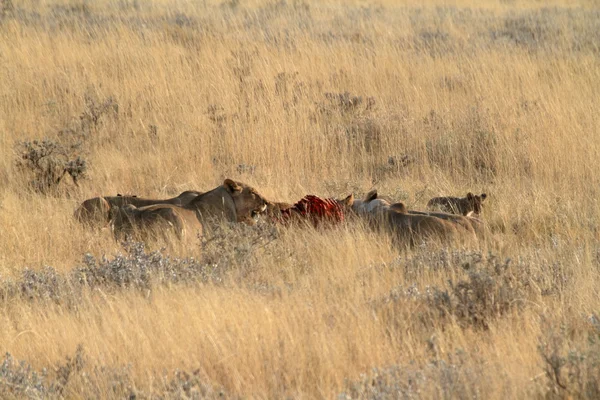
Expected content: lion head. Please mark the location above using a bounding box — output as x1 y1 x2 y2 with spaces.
223 179 269 222
74 197 112 227
187 179 269 224
465 192 487 216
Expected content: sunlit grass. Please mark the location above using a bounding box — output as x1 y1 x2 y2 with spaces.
0 0 599 397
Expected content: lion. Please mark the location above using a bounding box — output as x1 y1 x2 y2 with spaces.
73 196 112 228
76 178 269 228
184 179 269 225
350 192 392 215
74 190 202 227
351 190 475 246
427 192 487 216
110 190 202 208
408 209 485 238
109 204 202 243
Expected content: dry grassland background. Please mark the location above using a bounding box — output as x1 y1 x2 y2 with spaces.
1 0 600 398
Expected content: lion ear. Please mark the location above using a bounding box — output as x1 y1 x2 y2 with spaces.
341 194 354 207
224 179 242 193
365 190 378 202
481 193 487 200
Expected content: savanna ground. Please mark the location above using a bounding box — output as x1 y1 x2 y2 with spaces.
1 0 600 398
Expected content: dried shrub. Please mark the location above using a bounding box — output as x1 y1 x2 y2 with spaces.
0 0 14 20
59 92 119 144
429 263 529 330
316 91 381 158
325 91 365 114
18 266 69 303
0 345 87 399
16 139 87 194
78 93 119 137
161 369 226 399
14 91 118 195
52 3 91 18
206 104 227 128
220 0 241 12
72 241 222 291
274 71 307 111
0 346 225 399
0 352 48 399
319 91 376 116
340 351 487 400
0 224 278 307
235 163 257 175
539 320 600 399
50 345 86 396
200 221 279 283
414 29 452 57
490 13 562 51
370 251 543 331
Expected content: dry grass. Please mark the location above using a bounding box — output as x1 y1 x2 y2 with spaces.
1 0 600 398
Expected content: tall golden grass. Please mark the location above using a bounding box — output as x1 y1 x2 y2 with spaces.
1 0 599 398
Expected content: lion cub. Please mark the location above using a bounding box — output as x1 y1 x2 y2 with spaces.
352 190 473 246
427 192 487 216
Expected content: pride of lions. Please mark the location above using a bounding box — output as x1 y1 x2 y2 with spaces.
75 178 487 247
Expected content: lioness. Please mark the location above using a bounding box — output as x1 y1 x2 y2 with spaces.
184 179 269 225
408 209 485 238
377 191 481 240
351 190 474 246
74 190 202 227
109 190 202 208
73 196 112 228
427 192 487 216
109 204 202 242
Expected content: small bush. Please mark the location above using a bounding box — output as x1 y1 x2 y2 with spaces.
0 352 48 399
0 225 278 307
200 221 279 283
16 139 87 194
59 92 119 144
0 0 14 20
0 346 225 399
429 264 528 330
79 93 119 137
161 369 226 399
370 251 541 331
14 91 119 195
339 351 485 400
490 13 561 51
539 320 600 399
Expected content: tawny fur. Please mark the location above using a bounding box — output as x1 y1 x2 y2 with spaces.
427 192 487 216
110 204 202 243
351 190 477 246
74 190 202 227
183 179 269 225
